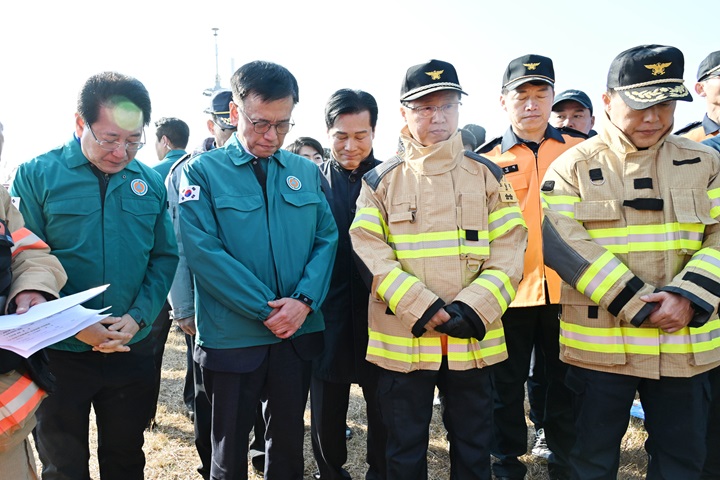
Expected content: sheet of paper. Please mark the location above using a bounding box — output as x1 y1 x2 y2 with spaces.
0 285 112 357
0 284 109 330
0 307 110 357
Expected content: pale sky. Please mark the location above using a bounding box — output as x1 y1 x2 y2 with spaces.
1 0 716 180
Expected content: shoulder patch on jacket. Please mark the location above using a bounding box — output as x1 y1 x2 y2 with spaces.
475 136 502 154
674 120 702 136
464 150 503 182
363 156 403 191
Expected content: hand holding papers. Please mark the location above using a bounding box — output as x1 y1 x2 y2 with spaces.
0 285 111 357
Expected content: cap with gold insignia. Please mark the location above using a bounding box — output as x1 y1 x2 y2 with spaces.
502 54 555 91
204 89 236 130
400 59 468 102
697 50 720 82
607 44 692 110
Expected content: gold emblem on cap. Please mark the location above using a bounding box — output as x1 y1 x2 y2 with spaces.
523 62 541 71
425 70 444 80
645 62 672 76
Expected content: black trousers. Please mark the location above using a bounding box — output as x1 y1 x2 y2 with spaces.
188 334 212 480
566 365 711 480
310 366 386 480
35 339 155 480
491 305 572 480
183 332 194 411
202 340 312 480
377 358 493 480
702 365 720 480
149 301 172 422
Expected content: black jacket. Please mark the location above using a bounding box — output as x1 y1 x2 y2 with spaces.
313 153 381 384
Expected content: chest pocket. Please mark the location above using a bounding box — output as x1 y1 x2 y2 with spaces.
458 193 489 274
574 200 622 223
671 188 716 254
671 188 717 225
281 192 321 208
45 197 101 250
388 195 416 224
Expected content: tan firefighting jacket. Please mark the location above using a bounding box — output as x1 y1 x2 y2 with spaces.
350 128 527 373
0 187 66 443
542 116 720 379
479 126 586 307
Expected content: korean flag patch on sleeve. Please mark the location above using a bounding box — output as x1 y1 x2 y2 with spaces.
179 185 201 203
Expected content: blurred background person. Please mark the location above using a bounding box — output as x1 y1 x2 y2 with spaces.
287 136 325 165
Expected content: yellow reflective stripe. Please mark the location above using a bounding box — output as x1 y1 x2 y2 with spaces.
351 207 387 236
686 248 720 278
472 269 516 311
367 330 442 363
709 188 720 219
576 251 629 304
376 268 419 313
588 223 704 253
488 205 525 241
446 328 507 362
388 229 490 259
560 318 720 355
541 192 580 218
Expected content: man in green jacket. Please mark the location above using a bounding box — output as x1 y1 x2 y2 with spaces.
10 71 179 480
178 60 337 479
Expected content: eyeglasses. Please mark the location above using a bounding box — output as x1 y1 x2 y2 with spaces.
239 109 294 135
404 102 462 118
86 121 145 152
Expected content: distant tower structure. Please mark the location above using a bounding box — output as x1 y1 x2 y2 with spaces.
203 27 223 96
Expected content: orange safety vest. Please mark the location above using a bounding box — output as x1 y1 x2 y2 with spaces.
479 126 585 307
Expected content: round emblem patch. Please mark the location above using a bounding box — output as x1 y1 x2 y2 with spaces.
286 176 302 191
131 179 148 196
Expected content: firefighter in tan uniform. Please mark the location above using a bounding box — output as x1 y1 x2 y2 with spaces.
477 54 586 480
675 50 720 141
0 187 66 479
542 44 720 480
350 59 527 480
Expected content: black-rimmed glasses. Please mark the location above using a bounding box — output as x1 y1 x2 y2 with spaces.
239 109 294 135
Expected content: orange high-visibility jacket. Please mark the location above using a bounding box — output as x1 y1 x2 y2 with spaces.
478 126 586 307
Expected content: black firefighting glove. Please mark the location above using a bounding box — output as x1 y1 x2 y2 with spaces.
434 302 486 340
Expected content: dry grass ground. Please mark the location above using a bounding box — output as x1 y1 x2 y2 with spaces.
33 329 649 479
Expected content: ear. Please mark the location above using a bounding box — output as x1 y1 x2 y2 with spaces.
602 92 612 113
500 94 507 112
75 113 85 138
207 119 215 134
695 82 707 97
400 105 408 124
229 101 240 125
590 115 596 129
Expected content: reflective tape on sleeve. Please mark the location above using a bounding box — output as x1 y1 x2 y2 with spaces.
376 268 420 313
488 205 526 242
576 251 632 305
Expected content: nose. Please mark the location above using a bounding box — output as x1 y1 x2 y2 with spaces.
642 106 660 122
111 143 129 158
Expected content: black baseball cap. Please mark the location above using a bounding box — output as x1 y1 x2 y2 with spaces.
553 89 593 115
697 51 720 82
607 44 692 110
400 59 467 102
503 54 555 91
204 89 235 130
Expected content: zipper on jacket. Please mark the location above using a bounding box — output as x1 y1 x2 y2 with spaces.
250 159 282 297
